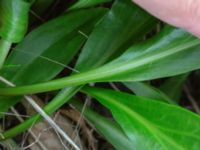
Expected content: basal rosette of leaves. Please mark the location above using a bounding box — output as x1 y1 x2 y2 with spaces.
0 0 199 149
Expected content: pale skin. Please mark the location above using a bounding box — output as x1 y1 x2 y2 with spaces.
132 0 200 37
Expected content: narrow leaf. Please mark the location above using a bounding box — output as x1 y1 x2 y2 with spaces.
1 27 200 95
69 0 112 10
0 8 107 116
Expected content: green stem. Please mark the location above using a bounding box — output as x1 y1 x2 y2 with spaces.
0 39 12 70
0 37 199 96
0 71 96 95
0 86 81 140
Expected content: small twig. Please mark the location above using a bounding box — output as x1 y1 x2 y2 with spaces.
0 111 30 118
184 86 200 114
13 49 79 73
10 107 48 150
72 96 90 143
78 30 89 39
109 82 120 91
30 10 45 22
0 76 80 150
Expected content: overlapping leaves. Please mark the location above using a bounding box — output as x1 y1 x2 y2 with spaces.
0 0 199 150
0 8 107 117
83 87 200 150
1 26 200 95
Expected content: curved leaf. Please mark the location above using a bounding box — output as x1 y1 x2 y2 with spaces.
1 26 200 96
72 100 134 150
69 0 112 10
0 0 32 43
89 26 200 82
0 0 156 138
76 0 156 71
83 87 200 150
1 8 107 85
0 8 107 117
2 0 155 138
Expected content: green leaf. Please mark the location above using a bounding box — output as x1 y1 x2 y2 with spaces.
83 87 200 150
0 39 12 70
2 26 200 96
0 0 156 138
63 0 157 111
123 82 175 104
75 0 156 71
69 0 112 10
1 8 107 85
0 0 32 43
0 8 107 117
72 100 134 150
90 26 200 82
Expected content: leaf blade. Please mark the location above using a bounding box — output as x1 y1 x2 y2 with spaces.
0 0 32 43
83 87 200 150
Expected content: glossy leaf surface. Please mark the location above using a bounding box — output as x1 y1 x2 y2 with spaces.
69 0 112 10
1 26 200 95
83 87 200 150
75 0 156 71
0 0 32 43
0 8 107 116
89 26 200 82
0 0 156 138
1 8 107 85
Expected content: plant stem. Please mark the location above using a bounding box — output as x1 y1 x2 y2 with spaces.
0 39 12 70
0 86 82 140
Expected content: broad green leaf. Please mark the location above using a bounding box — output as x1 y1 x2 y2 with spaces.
62 0 157 107
160 74 188 101
76 0 156 71
57 0 157 117
72 100 134 150
69 0 112 10
88 26 200 82
0 8 107 116
1 8 107 85
0 0 32 43
124 82 175 104
2 26 200 95
83 87 200 150
0 0 156 138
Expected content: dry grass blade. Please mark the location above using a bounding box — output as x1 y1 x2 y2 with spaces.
0 76 80 150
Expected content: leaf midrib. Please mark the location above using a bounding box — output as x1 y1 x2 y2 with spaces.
79 38 200 82
155 124 200 141
103 95 186 150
